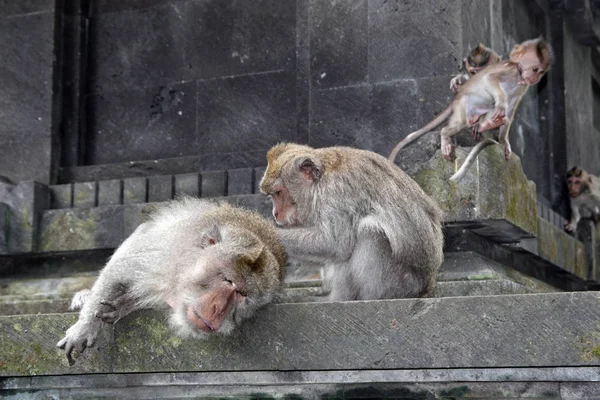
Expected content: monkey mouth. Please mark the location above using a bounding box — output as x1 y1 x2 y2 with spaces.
192 308 217 333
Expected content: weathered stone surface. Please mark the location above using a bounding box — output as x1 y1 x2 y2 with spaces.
61 151 268 183
97 180 122 207
39 207 125 252
1 292 599 376
201 171 226 198
197 71 297 153
147 175 173 203
72 182 96 208
434 279 530 297
537 218 587 281
413 145 538 241
253 166 267 194
36 195 271 252
309 0 367 89
122 177 147 204
174 173 200 198
1 181 50 253
0 10 55 184
89 0 295 91
227 168 253 196
86 82 196 164
368 0 460 83
0 0 55 16
49 184 72 209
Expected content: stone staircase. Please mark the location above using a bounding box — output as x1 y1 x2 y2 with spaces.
1 146 599 399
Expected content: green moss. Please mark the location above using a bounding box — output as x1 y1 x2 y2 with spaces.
577 327 600 362
39 211 97 252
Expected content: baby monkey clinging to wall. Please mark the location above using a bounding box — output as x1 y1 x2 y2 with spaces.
57 198 286 365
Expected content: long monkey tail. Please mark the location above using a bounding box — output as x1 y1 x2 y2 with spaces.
449 138 498 183
389 105 453 163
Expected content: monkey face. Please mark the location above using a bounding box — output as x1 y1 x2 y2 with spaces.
168 230 268 339
567 176 590 198
268 184 299 226
510 39 552 86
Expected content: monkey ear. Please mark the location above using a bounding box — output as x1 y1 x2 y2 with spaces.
199 225 222 248
299 158 321 181
510 44 524 61
242 243 265 266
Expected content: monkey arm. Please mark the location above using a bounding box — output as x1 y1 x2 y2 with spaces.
484 74 508 118
449 73 469 92
276 226 353 264
565 204 581 233
57 270 136 364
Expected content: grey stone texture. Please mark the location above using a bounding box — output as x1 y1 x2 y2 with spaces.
147 175 173 203
97 180 122 206
227 168 253 196
1 291 600 377
72 182 96 208
174 173 200 198
122 177 147 204
201 170 227 198
0 5 55 184
49 184 72 209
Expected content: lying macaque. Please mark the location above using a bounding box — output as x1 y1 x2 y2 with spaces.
390 37 554 182
564 167 600 233
57 198 286 365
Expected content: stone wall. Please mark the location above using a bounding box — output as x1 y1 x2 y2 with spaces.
0 1 57 184
0 0 598 206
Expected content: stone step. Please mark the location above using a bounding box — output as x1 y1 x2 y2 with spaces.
4 370 600 399
1 292 599 378
49 166 266 210
0 251 560 316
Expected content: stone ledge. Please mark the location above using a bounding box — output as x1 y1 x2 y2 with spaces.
1 292 599 376
413 145 537 242
37 194 272 253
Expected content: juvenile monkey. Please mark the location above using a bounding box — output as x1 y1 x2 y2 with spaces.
449 43 502 92
389 37 554 181
260 143 444 301
57 198 286 365
564 167 600 233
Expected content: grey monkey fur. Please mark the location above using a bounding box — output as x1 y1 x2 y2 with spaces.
260 143 444 301
57 197 286 365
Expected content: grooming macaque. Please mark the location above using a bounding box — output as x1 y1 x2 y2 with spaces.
57 198 286 365
449 43 502 92
389 37 554 182
564 167 600 233
260 143 444 301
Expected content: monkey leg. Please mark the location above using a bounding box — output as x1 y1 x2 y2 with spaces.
440 117 466 160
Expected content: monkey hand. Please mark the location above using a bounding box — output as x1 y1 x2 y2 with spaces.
56 319 102 366
564 221 577 233
449 76 462 92
493 106 506 123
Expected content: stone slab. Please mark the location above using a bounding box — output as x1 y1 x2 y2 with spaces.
122 177 147 205
309 0 367 89
413 146 538 242
97 179 122 207
201 171 226 198
72 182 96 208
49 184 72 209
1 292 599 376
174 173 200 198
147 175 173 203
536 218 588 281
36 195 272 253
227 168 253 196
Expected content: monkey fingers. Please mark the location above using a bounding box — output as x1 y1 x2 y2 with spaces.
493 107 506 123
470 124 482 141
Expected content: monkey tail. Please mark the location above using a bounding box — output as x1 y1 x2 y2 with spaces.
449 138 498 183
389 106 453 163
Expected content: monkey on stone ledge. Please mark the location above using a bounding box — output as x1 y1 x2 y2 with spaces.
57 197 286 365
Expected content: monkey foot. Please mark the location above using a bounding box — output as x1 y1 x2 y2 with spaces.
470 124 482 141
504 146 512 160
564 222 576 233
